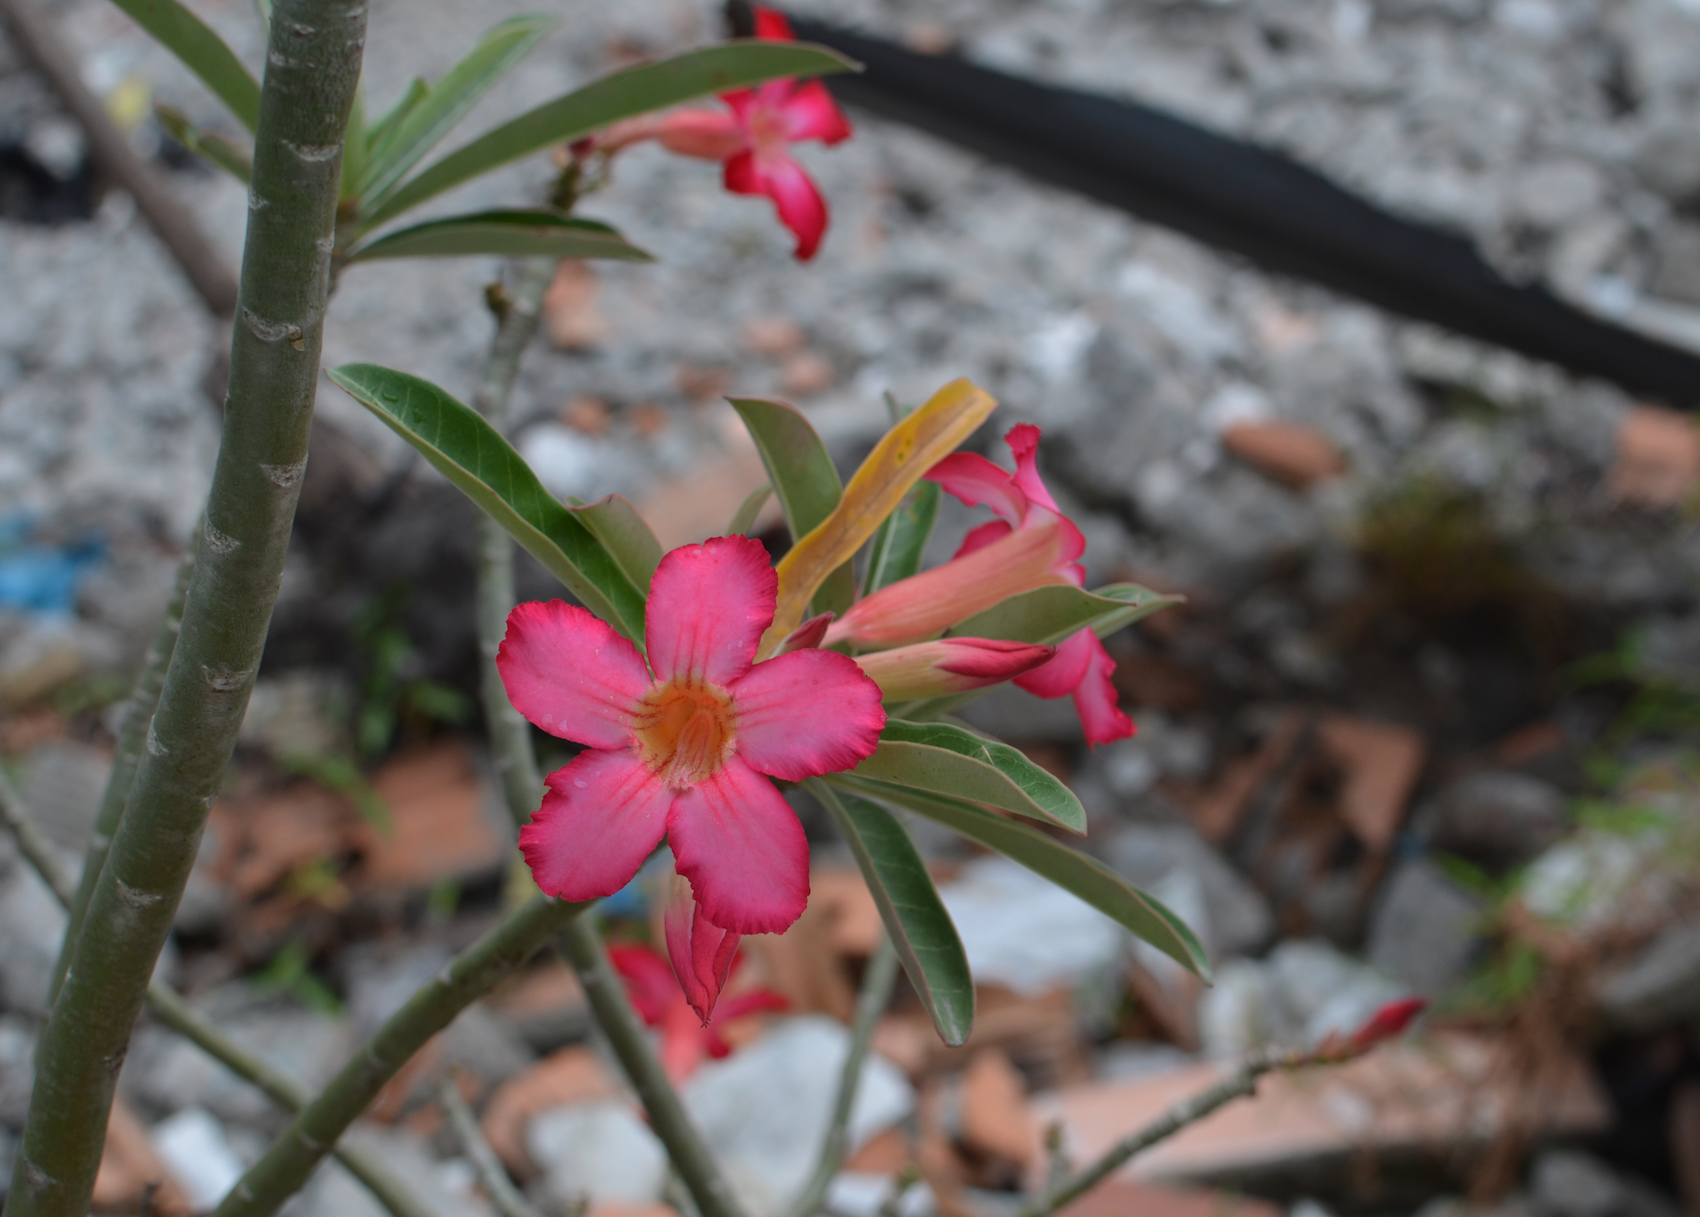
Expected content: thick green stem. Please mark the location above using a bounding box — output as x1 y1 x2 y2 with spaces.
785 934 899 1217
212 896 588 1217
463 256 747 1217
6 1 366 1208
49 544 195 1006
1 772 434 1217
557 918 748 1217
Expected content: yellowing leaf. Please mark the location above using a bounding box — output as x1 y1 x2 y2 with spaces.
761 378 996 653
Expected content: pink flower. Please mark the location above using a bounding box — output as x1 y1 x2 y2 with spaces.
825 423 1134 744
824 424 1086 650
608 7 851 260
855 637 1055 701
498 535 886 938
610 940 786 1082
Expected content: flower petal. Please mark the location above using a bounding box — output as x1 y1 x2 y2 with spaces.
1006 423 1063 515
497 600 650 748
724 151 830 261
925 452 1027 526
608 945 679 1026
656 108 745 160
752 5 795 39
955 519 1013 560
729 648 885 780
667 757 809 934
519 748 672 902
665 873 741 1023
779 79 853 145
646 535 777 688
1015 629 1134 746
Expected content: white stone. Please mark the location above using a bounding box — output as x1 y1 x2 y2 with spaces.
152 1108 245 1213
526 1099 668 1209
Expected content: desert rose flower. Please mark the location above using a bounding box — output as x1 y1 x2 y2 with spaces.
497 535 885 942
610 938 786 1079
854 637 1054 702
601 7 851 260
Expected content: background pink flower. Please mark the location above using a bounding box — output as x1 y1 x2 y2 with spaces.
610 942 786 1080
497 535 885 937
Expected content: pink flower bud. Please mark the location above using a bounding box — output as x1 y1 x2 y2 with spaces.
1347 996 1427 1050
664 871 740 1024
855 638 1055 701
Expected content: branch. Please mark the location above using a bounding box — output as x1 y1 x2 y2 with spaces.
1017 1048 1297 1217
6 0 366 1208
50 543 195 1005
0 0 239 314
211 895 588 1217
438 1075 547 1217
461 254 750 1217
0 771 436 1217
785 934 900 1217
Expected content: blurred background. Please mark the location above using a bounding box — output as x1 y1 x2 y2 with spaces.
4 0 1700 1215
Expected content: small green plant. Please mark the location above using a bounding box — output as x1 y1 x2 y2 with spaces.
350 587 472 761
251 939 342 1017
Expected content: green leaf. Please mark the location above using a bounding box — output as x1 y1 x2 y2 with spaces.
850 719 1085 833
832 777 1212 982
729 397 853 616
327 364 648 643
728 485 773 536
154 104 251 183
110 0 261 131
811 781 974 1046
568 494 661 594
359 14 553 207
863 481 938 594
346 211 652 263
947 583 1182 646
362 41 857 231
366 78 430 158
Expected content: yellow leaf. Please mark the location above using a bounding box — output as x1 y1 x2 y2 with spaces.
761 378 996 653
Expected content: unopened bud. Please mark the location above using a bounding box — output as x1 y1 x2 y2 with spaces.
855 637 1054 701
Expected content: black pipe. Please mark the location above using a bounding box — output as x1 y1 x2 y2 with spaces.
740 5 1700 407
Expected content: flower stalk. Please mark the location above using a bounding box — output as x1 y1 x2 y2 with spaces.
6 0 367 1209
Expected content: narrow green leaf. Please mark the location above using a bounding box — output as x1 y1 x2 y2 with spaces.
832 777 1212 982
346 211 652 263
568 494 661 593
359 14 553 206
363 41 857 231
366 78 430 158
728 485 773 536
110 0 261 131
811 781 974 1046
340 85 367 204
863 482 938 594
851 719 1086 833
947 583 1182 646
154 104 251 183
729 397 853 615
327 364 648 644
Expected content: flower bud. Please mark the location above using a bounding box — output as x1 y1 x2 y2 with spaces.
664 871 740 1024
855 637 1054 701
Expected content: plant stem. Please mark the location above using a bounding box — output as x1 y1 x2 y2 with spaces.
6 3 366 1206
785 933 900 1217
49 544 195 1005
471 259 554 821
461 256 748 1217
0 772 435 1217
212 895 588 1217
439 1075 547 1217
557 917 748 1217
1017 1047 1296 1217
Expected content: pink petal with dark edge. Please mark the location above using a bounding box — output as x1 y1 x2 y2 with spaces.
730 648 885 781
518 748 672 902
724 152 830 261
645 535 776 688
496 600 650 748
667 757 810 935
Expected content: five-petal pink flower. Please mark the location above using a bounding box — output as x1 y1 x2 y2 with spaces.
613 7 852 261
498 535 886 941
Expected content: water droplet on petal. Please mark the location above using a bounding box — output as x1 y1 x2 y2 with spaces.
575 780 588 789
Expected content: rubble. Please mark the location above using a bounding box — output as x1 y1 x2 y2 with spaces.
1366 859 1485 999
1417 771 1570 869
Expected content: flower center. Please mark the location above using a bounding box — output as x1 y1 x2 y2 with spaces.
748 105 790 158
632 680 737 789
